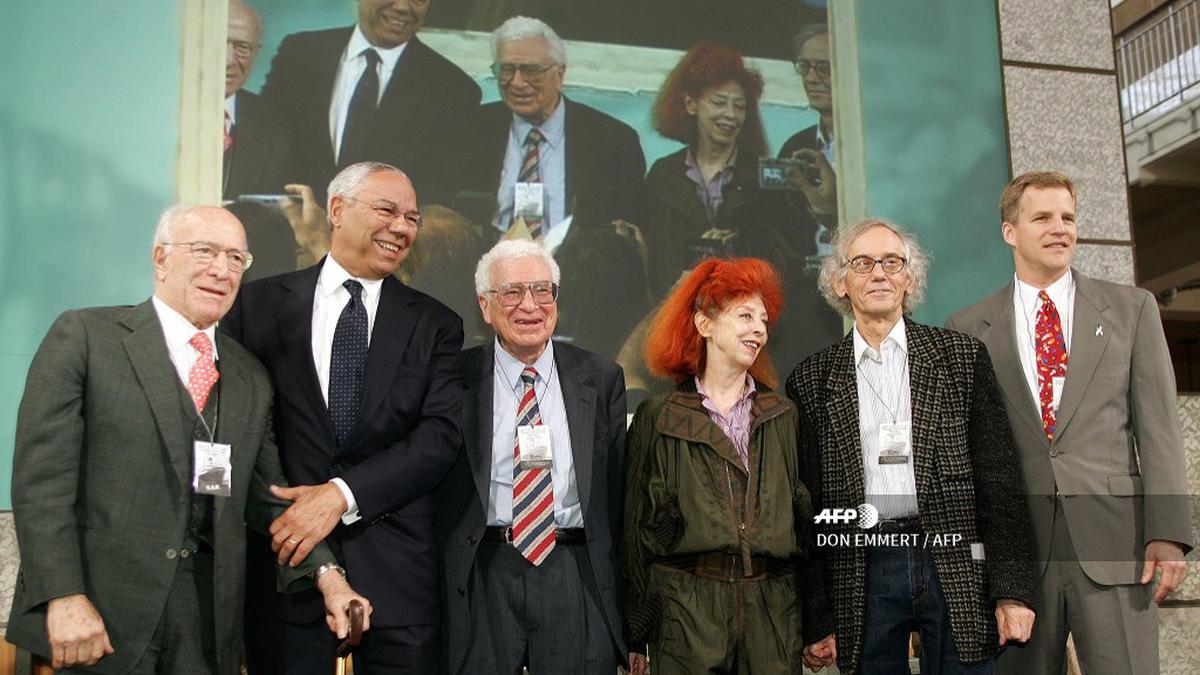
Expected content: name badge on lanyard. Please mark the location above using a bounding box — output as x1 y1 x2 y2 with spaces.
514 183 544 224
878 421 912 465
193 441 233 497
517 425 553 469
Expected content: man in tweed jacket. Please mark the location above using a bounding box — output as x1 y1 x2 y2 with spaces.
786 218 1037 674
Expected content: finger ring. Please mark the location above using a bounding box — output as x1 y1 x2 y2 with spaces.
289 537 300 545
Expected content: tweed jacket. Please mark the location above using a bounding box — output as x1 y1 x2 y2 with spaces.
785 318 1036 673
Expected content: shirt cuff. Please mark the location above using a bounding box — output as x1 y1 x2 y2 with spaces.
329 478 361 525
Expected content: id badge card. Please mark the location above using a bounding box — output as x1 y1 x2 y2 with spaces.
1051 376 1065 411
517 425 553 469
514 182 545 223
877 422 912 465
193 441 232 496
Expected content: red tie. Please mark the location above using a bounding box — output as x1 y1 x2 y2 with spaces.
223 111 234 152
511 366 555 565
1035 291 1068 441
188 332 219 412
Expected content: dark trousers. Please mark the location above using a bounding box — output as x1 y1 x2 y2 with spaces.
861 545 992 675
459 539 616 674
115 550 219 675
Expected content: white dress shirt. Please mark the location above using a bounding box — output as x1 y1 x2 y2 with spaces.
311 255 384 522
152 295 219 386
1012 270 1075 410
487 338 582 528
224 94 238 127
328 25 409 164
492 98 568 237
854 319 919 519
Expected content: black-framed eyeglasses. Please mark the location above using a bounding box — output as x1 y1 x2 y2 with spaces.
490 62 558 85
486 281 559 307
228 39 259 58
793 59 832 78
845 255 907 276
342 196 422 229
165 241 254 272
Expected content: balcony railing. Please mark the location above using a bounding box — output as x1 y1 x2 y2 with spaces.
1117 0 1200 125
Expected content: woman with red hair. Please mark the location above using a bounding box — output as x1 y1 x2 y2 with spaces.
642 42 789 301
620 257 830 674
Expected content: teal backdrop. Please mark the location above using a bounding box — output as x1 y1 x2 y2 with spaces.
0 2 181 508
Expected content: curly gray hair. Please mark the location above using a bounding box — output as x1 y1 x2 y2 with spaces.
474 239 561 296
491 16 567 65
817 218 930 317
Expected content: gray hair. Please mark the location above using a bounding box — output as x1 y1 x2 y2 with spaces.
818 218 930 316
474 239 561 296
326 161 407 212
490 16 567 66
791 23 828 60
153 204 198 248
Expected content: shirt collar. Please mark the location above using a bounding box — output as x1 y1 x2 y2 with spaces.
511 96 567 150
683 146 739 182
318 254 385 301
1014 269 1073 314
345 24 409 71
224 94 237 125
694 374 757 404
494 336 555 390
853 318 907 364
151 295 219 360
816 121 834 148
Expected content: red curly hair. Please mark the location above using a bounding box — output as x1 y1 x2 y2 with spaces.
644 258 784 388
652 41 767 158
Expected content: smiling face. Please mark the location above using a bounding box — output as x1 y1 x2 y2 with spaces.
478 255 558 363
225 0 261 97
1003 186 1077 287
685 80 747 150
833 225 914 325
358 0 429 48
496 37 565 125
153 207 247 329
695 294 769 375
328 169 419 280
797 33 832 116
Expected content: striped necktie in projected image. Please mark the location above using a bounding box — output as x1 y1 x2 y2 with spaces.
511 366 555 565
515 127 545 238
1035 290 1069 441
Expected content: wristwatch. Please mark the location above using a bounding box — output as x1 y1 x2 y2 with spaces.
312 562 347 581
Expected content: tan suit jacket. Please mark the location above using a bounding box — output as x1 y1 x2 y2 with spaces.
948 269 1192 584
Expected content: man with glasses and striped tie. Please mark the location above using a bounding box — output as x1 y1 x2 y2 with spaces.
436 240 634 674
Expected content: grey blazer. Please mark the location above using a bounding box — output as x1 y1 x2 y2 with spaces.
6 301 333 674
947 270 1193 584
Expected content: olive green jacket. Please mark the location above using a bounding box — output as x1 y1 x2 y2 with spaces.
620 382 831 646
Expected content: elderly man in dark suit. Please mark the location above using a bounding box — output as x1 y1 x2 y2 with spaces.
260 0 481 208
222 162 464 674
6 205 368 674
435 239 632 674
947 171 1191 674
787 218 1037 674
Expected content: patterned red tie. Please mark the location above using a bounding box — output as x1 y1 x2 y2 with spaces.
188 332 219 412
1035 291 1068 441
223 111 234 152
511 366 555 565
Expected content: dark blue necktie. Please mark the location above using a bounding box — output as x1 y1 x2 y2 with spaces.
329 280 368 446
339 48 381 168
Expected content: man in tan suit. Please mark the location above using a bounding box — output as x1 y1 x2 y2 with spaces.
947 171 1191 674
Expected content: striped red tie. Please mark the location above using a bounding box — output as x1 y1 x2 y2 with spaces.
516 128 545 238
511 366 555 565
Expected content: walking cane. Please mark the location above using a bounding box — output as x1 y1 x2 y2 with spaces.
334 599 365 675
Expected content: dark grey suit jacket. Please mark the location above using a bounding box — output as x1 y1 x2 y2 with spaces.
947 269 1193 584
6 301 331 674
435 341 628 674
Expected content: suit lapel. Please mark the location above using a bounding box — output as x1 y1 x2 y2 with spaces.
980 282 1045 441
464 346 495 518
904 321 943 506
228 92 267 192
351 276 419 448
1053 272 1111 439
213 336 252 527
122 302 192 491
563 98 581 217
374 38 425 144
556 345 596 518
315 29 352 165
280 263 335 445
825 334 866 503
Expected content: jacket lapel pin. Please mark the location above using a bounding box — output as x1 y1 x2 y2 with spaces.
1095 324 1103 337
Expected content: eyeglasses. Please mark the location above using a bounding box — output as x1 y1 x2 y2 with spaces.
342 196 422 229
165 241 254 272
490 62 558 85
486 281 559 307
845 255 907 276
793 59 832 78
228 39 259 58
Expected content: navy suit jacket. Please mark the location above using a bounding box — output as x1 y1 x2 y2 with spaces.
222 260 465 627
